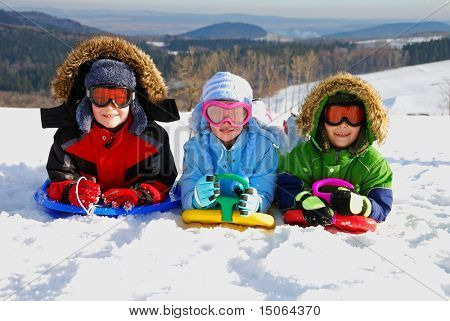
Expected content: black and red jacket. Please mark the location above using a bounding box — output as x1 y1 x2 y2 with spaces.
46 116 177 205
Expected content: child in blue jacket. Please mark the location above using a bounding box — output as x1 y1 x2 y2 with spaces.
179 72 278 215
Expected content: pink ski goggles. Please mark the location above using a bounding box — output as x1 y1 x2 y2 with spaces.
202 100 252 128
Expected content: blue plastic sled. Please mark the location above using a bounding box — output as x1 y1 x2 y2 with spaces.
34 179 181 218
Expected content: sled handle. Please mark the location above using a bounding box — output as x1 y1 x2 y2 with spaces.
215 173 249 222
312 178 354 204
215 173 249 190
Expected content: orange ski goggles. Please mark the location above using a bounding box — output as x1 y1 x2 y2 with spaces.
324 105 365 127
87 85 135 108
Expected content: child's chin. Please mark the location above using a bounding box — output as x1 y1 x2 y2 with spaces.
331 140 352 148
100 119 120 128
218 132 238 142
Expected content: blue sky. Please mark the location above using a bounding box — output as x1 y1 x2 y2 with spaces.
7 0 450 19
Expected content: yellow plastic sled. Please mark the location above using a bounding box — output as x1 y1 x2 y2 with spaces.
182 174 275 229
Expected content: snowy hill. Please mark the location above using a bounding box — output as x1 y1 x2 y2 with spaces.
325 21 450 40
0 61 449 301
0 9 102 34
266 60 450 116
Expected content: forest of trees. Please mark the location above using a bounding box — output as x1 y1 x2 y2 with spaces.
0 23 86 93
162 36 449 110
167 43 406 110
0 22 448 109
403 37 450 65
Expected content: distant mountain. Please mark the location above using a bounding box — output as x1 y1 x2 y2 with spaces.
326 21 450 40
0 9 102 34
182 22 267 39
0 11 170 95
0 10 104 94
16 8 390 37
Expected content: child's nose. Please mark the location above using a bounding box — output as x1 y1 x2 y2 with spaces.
110 101 121 109
104 102 120 109
221 121 233 128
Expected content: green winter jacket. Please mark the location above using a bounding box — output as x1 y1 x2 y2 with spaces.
279 141 392 195
277 72 393 222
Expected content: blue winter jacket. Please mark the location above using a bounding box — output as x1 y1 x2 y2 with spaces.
179 118 279 213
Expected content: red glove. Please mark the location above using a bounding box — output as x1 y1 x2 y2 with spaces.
103 188 140 209
68 180 101 208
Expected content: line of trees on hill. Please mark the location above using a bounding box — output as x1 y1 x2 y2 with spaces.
0 23 449 110
139 36 450 111
168 44 406 110
403 37 450 65
0 24 85 93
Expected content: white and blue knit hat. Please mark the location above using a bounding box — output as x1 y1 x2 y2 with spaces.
192 72 253 133
202 71 253 105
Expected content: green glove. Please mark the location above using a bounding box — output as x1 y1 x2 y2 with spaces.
295 190 334 226
330 187 372 217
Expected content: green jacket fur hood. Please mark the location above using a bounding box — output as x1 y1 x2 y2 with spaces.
297 72 388 149
278 73 393 222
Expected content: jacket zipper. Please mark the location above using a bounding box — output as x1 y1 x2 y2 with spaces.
226 150 232 166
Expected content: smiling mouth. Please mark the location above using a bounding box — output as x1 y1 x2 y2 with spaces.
102 114 118 118
220 128 235 132
334 132 351 137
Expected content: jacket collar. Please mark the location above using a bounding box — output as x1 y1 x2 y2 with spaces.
89 116 133 148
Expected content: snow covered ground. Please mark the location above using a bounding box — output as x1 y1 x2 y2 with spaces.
266 60 450 116
0 61 449 301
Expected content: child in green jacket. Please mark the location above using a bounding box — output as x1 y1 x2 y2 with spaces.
277 72 393 226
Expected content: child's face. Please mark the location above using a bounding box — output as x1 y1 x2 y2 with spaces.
324 122 361 149
207 100 246 147
92 103 130 129
210 122 244 147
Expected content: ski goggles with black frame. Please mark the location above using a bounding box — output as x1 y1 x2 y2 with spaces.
87 85 135 109
202 100 252 128
324 104 366 127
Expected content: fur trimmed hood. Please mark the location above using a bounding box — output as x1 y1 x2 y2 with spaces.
297 72 388 146
51 35 167 104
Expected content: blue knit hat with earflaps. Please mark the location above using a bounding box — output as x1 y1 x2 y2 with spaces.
76 59 147 135
190 72 257 175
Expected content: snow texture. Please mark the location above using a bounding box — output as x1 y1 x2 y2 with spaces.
0 61 449 301
265 59 450 116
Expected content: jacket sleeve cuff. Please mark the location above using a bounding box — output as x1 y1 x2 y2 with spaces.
361 196 372 217
367 188 393 222
47 180 74 203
